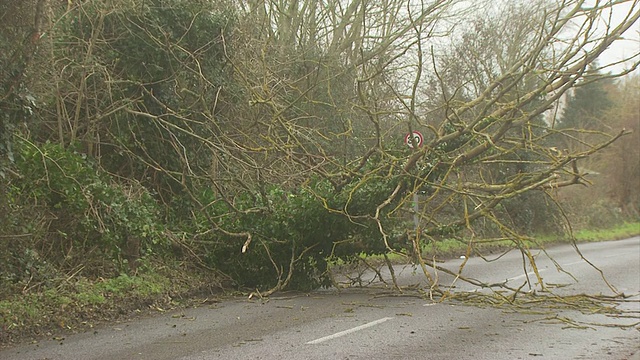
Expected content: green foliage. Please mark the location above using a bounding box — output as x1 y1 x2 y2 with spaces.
572 222 640 242
9 139 166 275
178 174 406 291
558 64 613 131
0 271 176 340
0 13 37 173
94 273 167 297
0 90 35 172
0 10 40 258
498 191 563 236
0 248 59 299
47 0 236 199
581 199 625 229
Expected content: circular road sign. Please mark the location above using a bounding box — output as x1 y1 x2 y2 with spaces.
404 131 423 148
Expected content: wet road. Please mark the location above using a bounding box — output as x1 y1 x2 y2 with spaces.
2 237 639 360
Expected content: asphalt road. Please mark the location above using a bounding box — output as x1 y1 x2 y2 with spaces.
2 237 639 360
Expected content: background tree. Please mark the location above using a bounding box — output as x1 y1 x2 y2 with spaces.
554 63 615 160
0 0 53 295
603 75 640 216
559 74 640 228
557 64 614 131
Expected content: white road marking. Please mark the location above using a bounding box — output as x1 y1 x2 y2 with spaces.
306 317 393 345
507 254 625 281
563 260 585 266
507 269 547 282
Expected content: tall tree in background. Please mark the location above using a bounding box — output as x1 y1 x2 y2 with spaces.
0 0 47 248
419 2 565 236
0 0 42 171
555 63 614 154
600 75 640 215
558 64 613 130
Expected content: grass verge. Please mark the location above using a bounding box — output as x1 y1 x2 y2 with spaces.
0 264 225 347
365 221 640 262
571 222 640 242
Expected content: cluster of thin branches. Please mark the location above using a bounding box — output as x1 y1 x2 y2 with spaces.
3 0 638 294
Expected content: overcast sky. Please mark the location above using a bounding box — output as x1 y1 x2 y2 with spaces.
595 1 639 73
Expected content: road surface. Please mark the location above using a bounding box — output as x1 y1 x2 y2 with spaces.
2 237 639 360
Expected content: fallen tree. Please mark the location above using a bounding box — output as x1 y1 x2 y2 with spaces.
0 0 638 296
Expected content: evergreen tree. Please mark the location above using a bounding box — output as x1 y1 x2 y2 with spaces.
558 64 613 131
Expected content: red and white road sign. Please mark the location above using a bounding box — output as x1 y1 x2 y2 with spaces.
404 131 423 148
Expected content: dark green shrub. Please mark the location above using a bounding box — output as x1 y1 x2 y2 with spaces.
10 139 166 276
181 176 404 291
